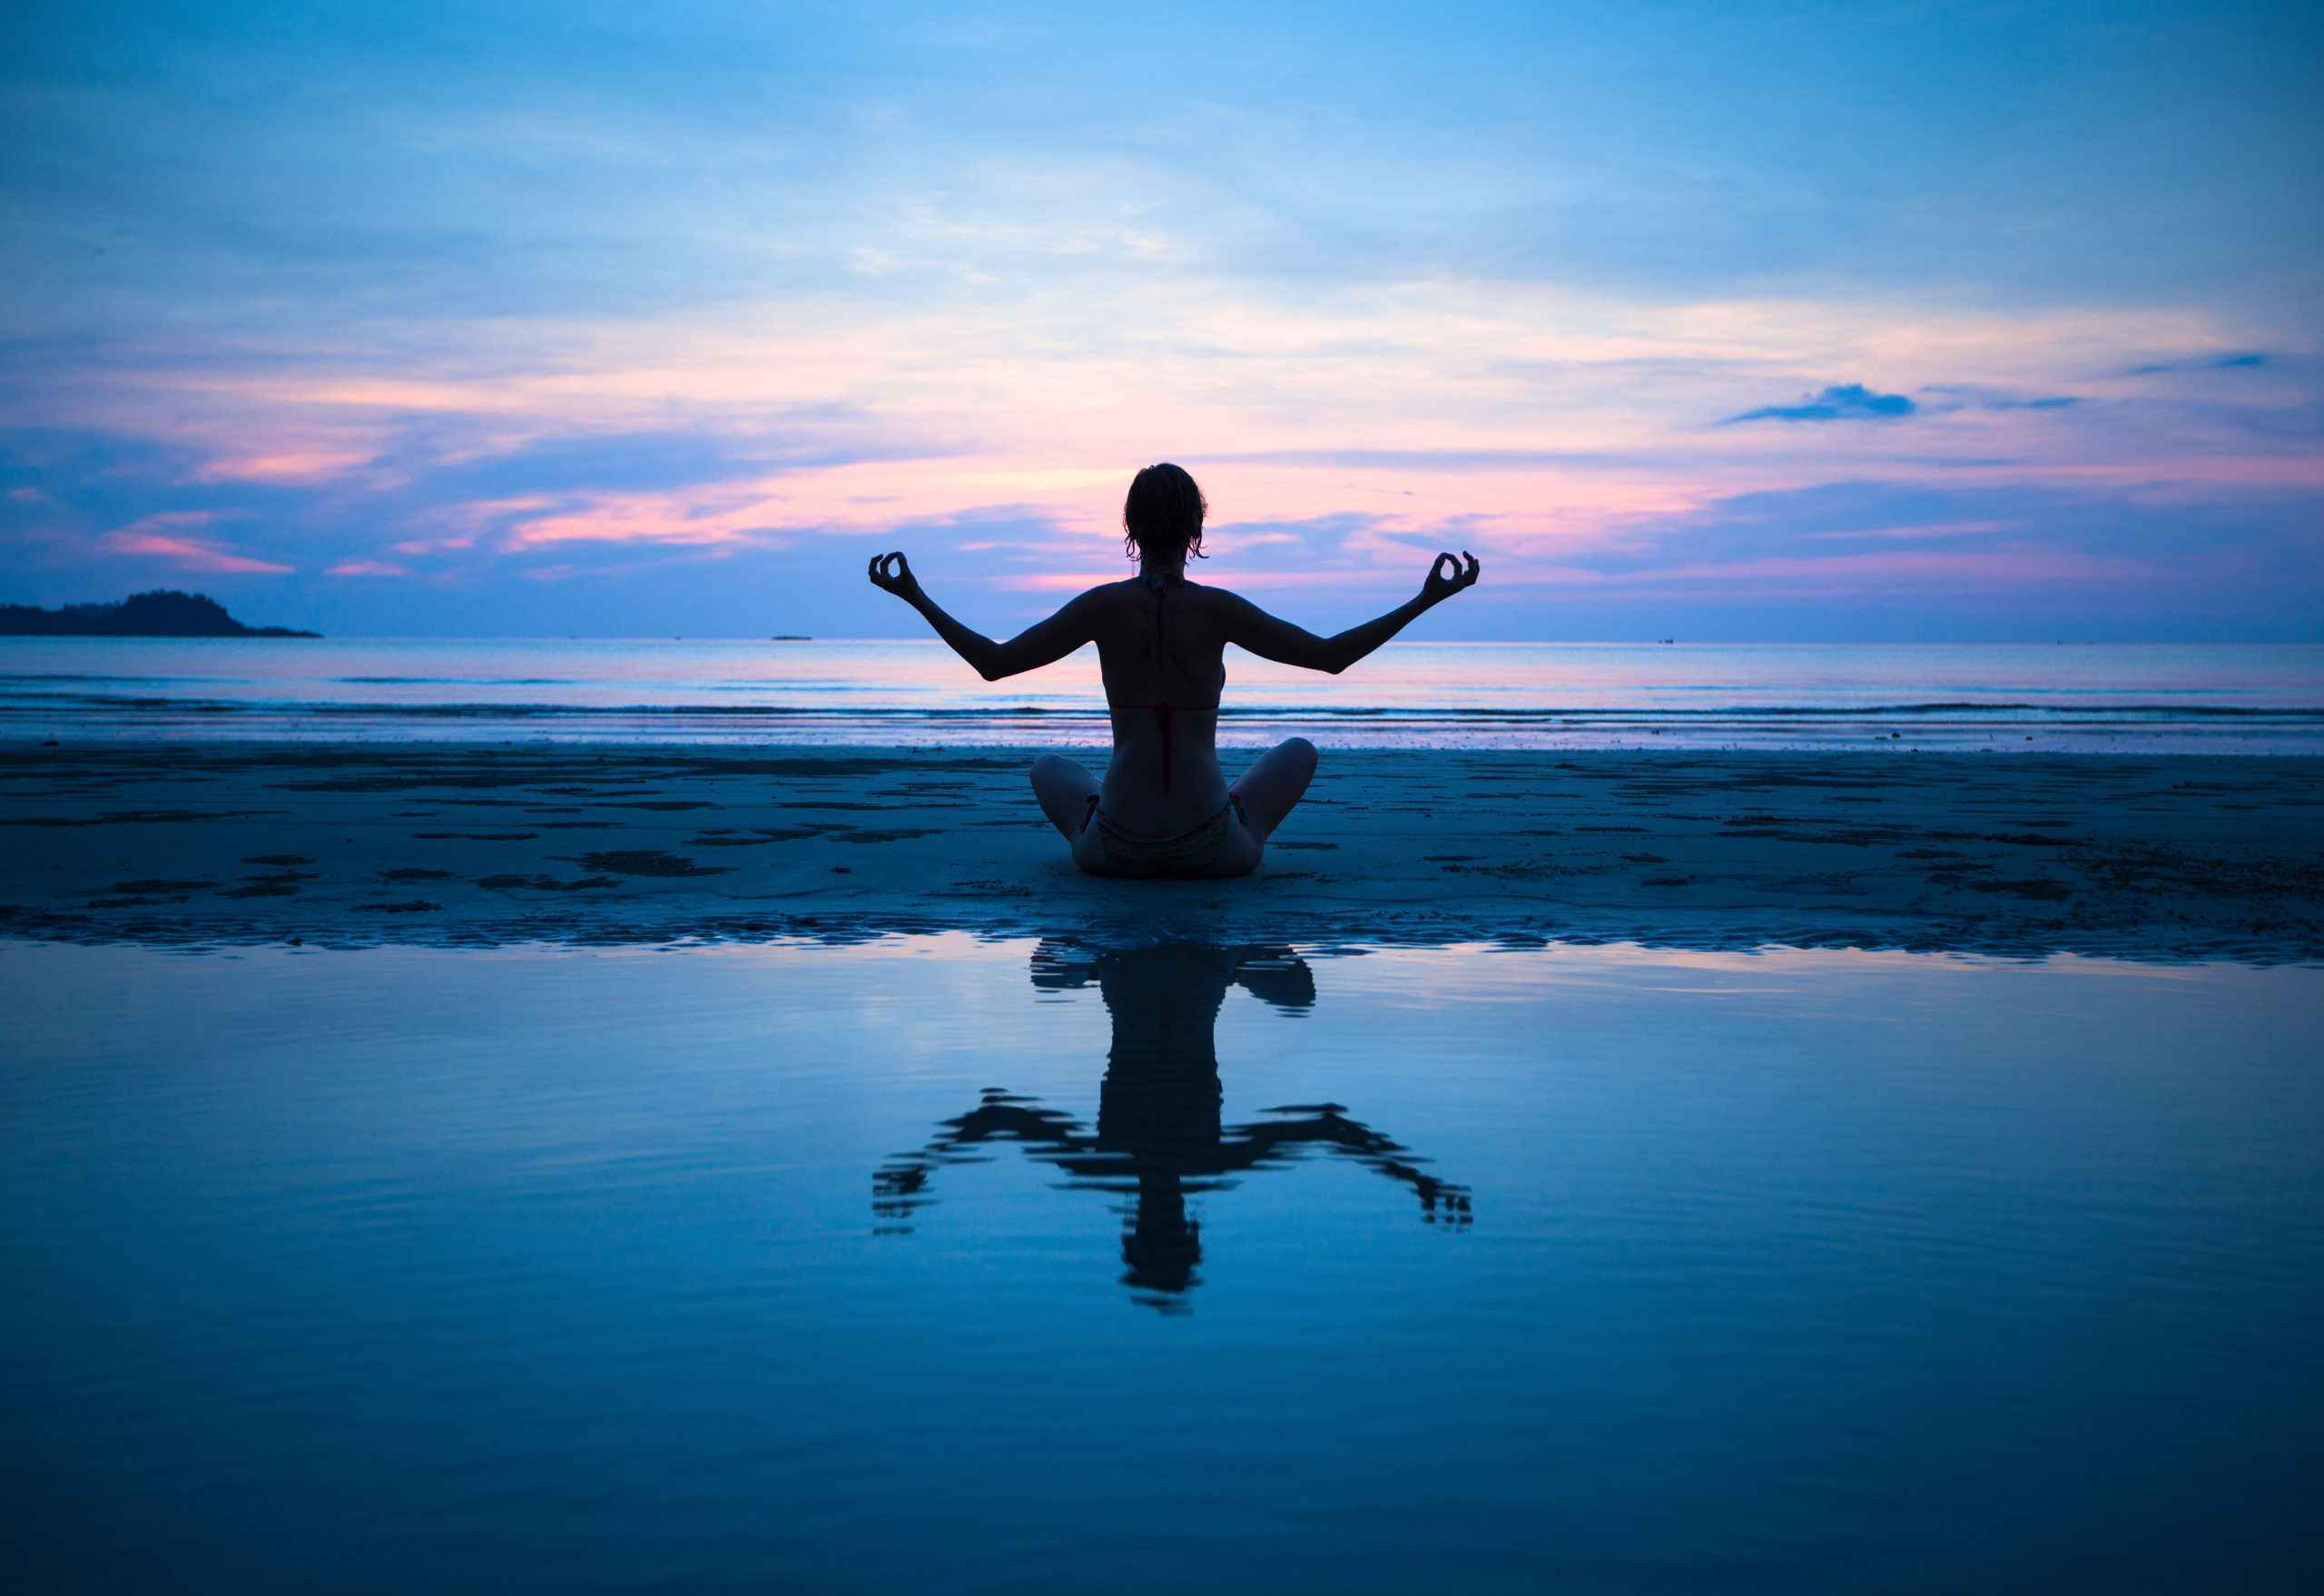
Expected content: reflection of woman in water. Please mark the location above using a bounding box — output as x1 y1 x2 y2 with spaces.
874 943 1469 1310
867 462 1481 876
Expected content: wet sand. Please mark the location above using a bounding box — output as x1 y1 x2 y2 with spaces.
3 740 2319 960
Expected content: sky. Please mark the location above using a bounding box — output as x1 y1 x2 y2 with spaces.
2 0 2319 641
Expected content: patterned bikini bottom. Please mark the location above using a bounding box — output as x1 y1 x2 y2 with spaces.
1087 795 1246 877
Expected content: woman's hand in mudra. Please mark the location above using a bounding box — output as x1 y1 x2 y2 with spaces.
1420 551 1481 606
868 550 925 605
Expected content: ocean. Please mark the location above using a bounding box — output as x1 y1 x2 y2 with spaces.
5 936 2318 1592
5 639 2320 1591
4 636 2319 751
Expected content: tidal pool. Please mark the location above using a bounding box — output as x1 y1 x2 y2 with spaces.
3 937 2318 1592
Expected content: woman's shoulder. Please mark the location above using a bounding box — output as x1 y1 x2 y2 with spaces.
1084 574 1236 606
1081 576 1154 610
1180 578 1255 613
1078 574 1251 619
1065 577 1161 630
1057 577 1142 609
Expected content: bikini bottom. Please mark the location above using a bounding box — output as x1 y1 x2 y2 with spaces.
1087 795 1246 877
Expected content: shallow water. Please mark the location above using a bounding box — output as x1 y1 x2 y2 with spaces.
5 636 2319 750
3 938 2319 1592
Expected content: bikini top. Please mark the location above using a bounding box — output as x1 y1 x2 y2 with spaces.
1106 572 1217 794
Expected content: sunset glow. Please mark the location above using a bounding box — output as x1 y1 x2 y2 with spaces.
4 1 2316 638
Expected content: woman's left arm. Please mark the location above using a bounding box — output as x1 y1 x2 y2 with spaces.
1221 551 1480 675
869 551 1098 681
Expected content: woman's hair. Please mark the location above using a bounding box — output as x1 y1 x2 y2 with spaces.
1122 462 1207 566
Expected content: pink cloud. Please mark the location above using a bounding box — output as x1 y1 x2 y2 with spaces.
96 514 293 574
15 278 2309 617
193 450 378 484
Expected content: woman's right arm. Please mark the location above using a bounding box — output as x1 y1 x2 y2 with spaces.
868 551 1098 681
1221 552 1480 675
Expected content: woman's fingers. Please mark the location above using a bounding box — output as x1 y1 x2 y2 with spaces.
1429 551 1480 591
1423 551 1479 596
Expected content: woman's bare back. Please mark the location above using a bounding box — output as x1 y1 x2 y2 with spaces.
865 473 1478 876
1085 575 1234 836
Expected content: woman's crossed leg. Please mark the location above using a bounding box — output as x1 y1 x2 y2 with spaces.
1029 738 1317 876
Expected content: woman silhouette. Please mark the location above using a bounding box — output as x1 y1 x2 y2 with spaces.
872 942 1471 1310
868 462 1481 877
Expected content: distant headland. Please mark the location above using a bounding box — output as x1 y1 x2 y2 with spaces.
0 590 320 638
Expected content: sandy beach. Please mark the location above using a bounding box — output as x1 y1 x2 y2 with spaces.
5 740 2317 961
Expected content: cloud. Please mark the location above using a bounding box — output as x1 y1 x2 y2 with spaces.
3 261 2315 635
1577 478 2322 597
2132 351 2274 375
1726 384 1917 424
95 513 293 574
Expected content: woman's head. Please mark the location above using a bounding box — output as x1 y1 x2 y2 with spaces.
1123 463 1207 567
